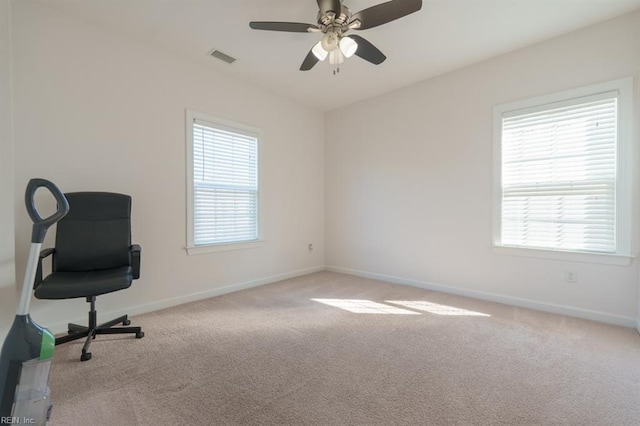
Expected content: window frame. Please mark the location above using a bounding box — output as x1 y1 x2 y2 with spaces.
492 78 634 265
185 109 263 255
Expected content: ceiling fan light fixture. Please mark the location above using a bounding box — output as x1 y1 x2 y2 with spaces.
312 41 328 61
339 36 358 58
328 49 345 65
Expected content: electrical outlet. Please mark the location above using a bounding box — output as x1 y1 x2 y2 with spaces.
565 271 577 283
308 243 313 251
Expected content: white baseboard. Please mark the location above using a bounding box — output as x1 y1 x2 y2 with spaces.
13 264 640 336
326 265 638 328
46 265 325 335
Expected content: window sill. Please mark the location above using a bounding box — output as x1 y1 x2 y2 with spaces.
186 240 263 256
492 245 633 266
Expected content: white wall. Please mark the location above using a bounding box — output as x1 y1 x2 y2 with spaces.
0 0 16 341
5 1 639 338
10 0 325 333
0 0 14 288
326 11 640 326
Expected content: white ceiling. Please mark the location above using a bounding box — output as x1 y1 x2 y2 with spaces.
39 0 640 111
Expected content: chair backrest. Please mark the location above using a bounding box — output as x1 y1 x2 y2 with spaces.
54 192 132 272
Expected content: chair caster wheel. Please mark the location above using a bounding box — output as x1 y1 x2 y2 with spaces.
81 352 92 361
123 319 131 326
136 331 144 339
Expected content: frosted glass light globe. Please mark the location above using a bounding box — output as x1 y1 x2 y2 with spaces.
339 36 358 58
321 32 339 52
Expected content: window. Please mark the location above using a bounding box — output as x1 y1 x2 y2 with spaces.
493 78 632 263
186 110 260 253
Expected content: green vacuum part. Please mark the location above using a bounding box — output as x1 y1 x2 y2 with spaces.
38 330 55 361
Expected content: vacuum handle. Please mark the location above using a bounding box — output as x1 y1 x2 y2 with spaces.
25 178 70 243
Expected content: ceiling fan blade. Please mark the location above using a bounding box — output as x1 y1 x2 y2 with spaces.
317 0 342 16
350 0 422 30
249 22 318 32
300 49 320 71
349 35 386 65
318 0 342 15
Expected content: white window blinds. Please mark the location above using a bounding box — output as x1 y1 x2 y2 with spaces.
192 119 258 246
500 92 618 253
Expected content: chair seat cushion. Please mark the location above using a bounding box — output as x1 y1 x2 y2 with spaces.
35 266 133 300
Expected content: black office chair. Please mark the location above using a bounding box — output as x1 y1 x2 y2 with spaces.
34 192 144 361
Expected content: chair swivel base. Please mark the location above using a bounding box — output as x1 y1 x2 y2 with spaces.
56 297 144 361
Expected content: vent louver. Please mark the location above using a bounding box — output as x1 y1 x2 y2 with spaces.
209 49 236 64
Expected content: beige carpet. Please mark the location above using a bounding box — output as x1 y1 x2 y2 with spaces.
47 271 640 425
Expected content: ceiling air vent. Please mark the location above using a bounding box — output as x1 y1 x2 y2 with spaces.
209 49 236 64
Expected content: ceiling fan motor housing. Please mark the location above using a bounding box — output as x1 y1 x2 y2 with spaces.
318 5 351 28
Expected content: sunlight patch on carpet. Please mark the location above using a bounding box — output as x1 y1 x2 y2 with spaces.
386 300 491 316
311 299 421 315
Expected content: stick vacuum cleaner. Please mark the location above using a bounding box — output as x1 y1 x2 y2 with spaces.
0 179 69 425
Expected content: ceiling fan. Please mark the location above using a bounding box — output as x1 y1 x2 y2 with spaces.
249 0 422 72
